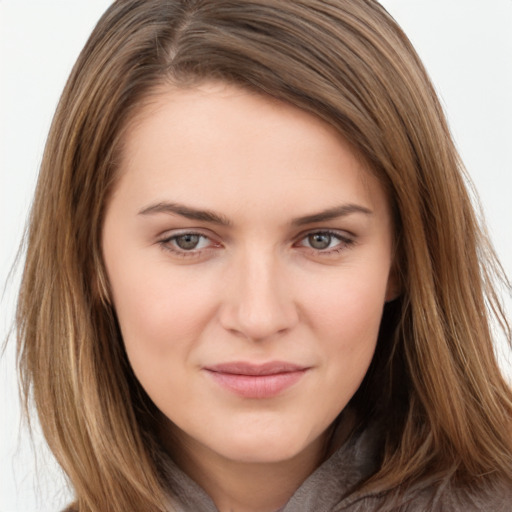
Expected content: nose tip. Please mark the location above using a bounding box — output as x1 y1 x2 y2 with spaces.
231 300 295 341
219 258 299 341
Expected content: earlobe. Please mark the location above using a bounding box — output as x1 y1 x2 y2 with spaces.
384 265 401 303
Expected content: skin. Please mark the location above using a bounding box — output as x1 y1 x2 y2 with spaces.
102 82 397 512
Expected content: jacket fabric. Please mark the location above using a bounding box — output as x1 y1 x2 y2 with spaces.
159 423 512 512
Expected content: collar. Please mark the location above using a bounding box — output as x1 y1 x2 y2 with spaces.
157 421 382 512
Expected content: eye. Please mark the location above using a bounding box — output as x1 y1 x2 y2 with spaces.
306 233 335 250
296 230 353 253
173 233 207 250
158 231 217 255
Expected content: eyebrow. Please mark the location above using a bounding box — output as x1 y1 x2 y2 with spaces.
138 201 372 226
291 204 373 226
138 201 232 226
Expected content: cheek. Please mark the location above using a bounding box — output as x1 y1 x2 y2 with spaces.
300 263 389 390
106 252 218 359
304 264 388 340
107 263 220 408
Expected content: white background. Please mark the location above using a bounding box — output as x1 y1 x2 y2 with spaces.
1 1 511 511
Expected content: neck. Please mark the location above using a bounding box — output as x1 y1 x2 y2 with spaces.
160 412 357 512
163 432 327 512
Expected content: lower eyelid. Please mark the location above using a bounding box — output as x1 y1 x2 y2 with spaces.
157 232 222 257
296 231 353 249
159 240 211 258
157 230 353 257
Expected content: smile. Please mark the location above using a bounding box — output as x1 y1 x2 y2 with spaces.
203 362 309 399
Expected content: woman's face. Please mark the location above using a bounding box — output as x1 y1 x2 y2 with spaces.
102 82 396 465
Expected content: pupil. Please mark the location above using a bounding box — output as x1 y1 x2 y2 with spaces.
176 234 200 250
309 233 331 250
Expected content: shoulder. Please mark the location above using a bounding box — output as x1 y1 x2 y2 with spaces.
419 477 512 512
337 476 512 512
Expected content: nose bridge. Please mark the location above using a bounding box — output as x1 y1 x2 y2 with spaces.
221 245 298 340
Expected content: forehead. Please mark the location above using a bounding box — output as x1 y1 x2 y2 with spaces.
114 81 389 223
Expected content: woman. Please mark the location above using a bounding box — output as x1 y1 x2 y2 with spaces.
16 0 512 511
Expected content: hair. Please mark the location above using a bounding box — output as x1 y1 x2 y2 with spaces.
16 1 512 511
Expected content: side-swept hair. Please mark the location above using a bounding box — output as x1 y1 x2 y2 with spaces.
17 1 512 510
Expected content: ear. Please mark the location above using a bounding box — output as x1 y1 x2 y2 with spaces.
385 260 401 303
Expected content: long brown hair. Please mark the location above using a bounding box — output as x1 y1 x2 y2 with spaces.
17 1 512 511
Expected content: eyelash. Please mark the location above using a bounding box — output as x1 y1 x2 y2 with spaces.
158 231 219 258
295 230 355 255
157 230 355 258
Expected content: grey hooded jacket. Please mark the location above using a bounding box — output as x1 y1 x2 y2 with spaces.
160 423 512 512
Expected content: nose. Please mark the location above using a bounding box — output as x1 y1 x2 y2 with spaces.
219 250 299 341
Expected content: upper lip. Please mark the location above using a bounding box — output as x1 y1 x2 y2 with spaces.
204 361 309 376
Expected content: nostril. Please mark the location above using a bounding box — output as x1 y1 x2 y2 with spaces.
217 256 299 340
219 293 299 341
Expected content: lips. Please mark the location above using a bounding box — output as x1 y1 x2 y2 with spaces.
203 361 309 398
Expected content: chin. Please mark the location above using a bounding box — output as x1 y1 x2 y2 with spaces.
211 428 320 465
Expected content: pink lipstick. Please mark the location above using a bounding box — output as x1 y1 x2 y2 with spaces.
203 362 308 399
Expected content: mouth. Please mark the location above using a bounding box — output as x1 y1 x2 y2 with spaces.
203 361 310 399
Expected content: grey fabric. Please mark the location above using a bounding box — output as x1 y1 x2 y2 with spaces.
159 425 512 512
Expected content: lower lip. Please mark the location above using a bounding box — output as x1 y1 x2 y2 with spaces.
205 370 307 399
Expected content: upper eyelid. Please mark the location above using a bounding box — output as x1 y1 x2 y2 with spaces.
293 230 356 255
156 231 218 254
156 228 355 246
157 232 218 258
158 228 218 241
157 228 353 239
294 228 354 241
